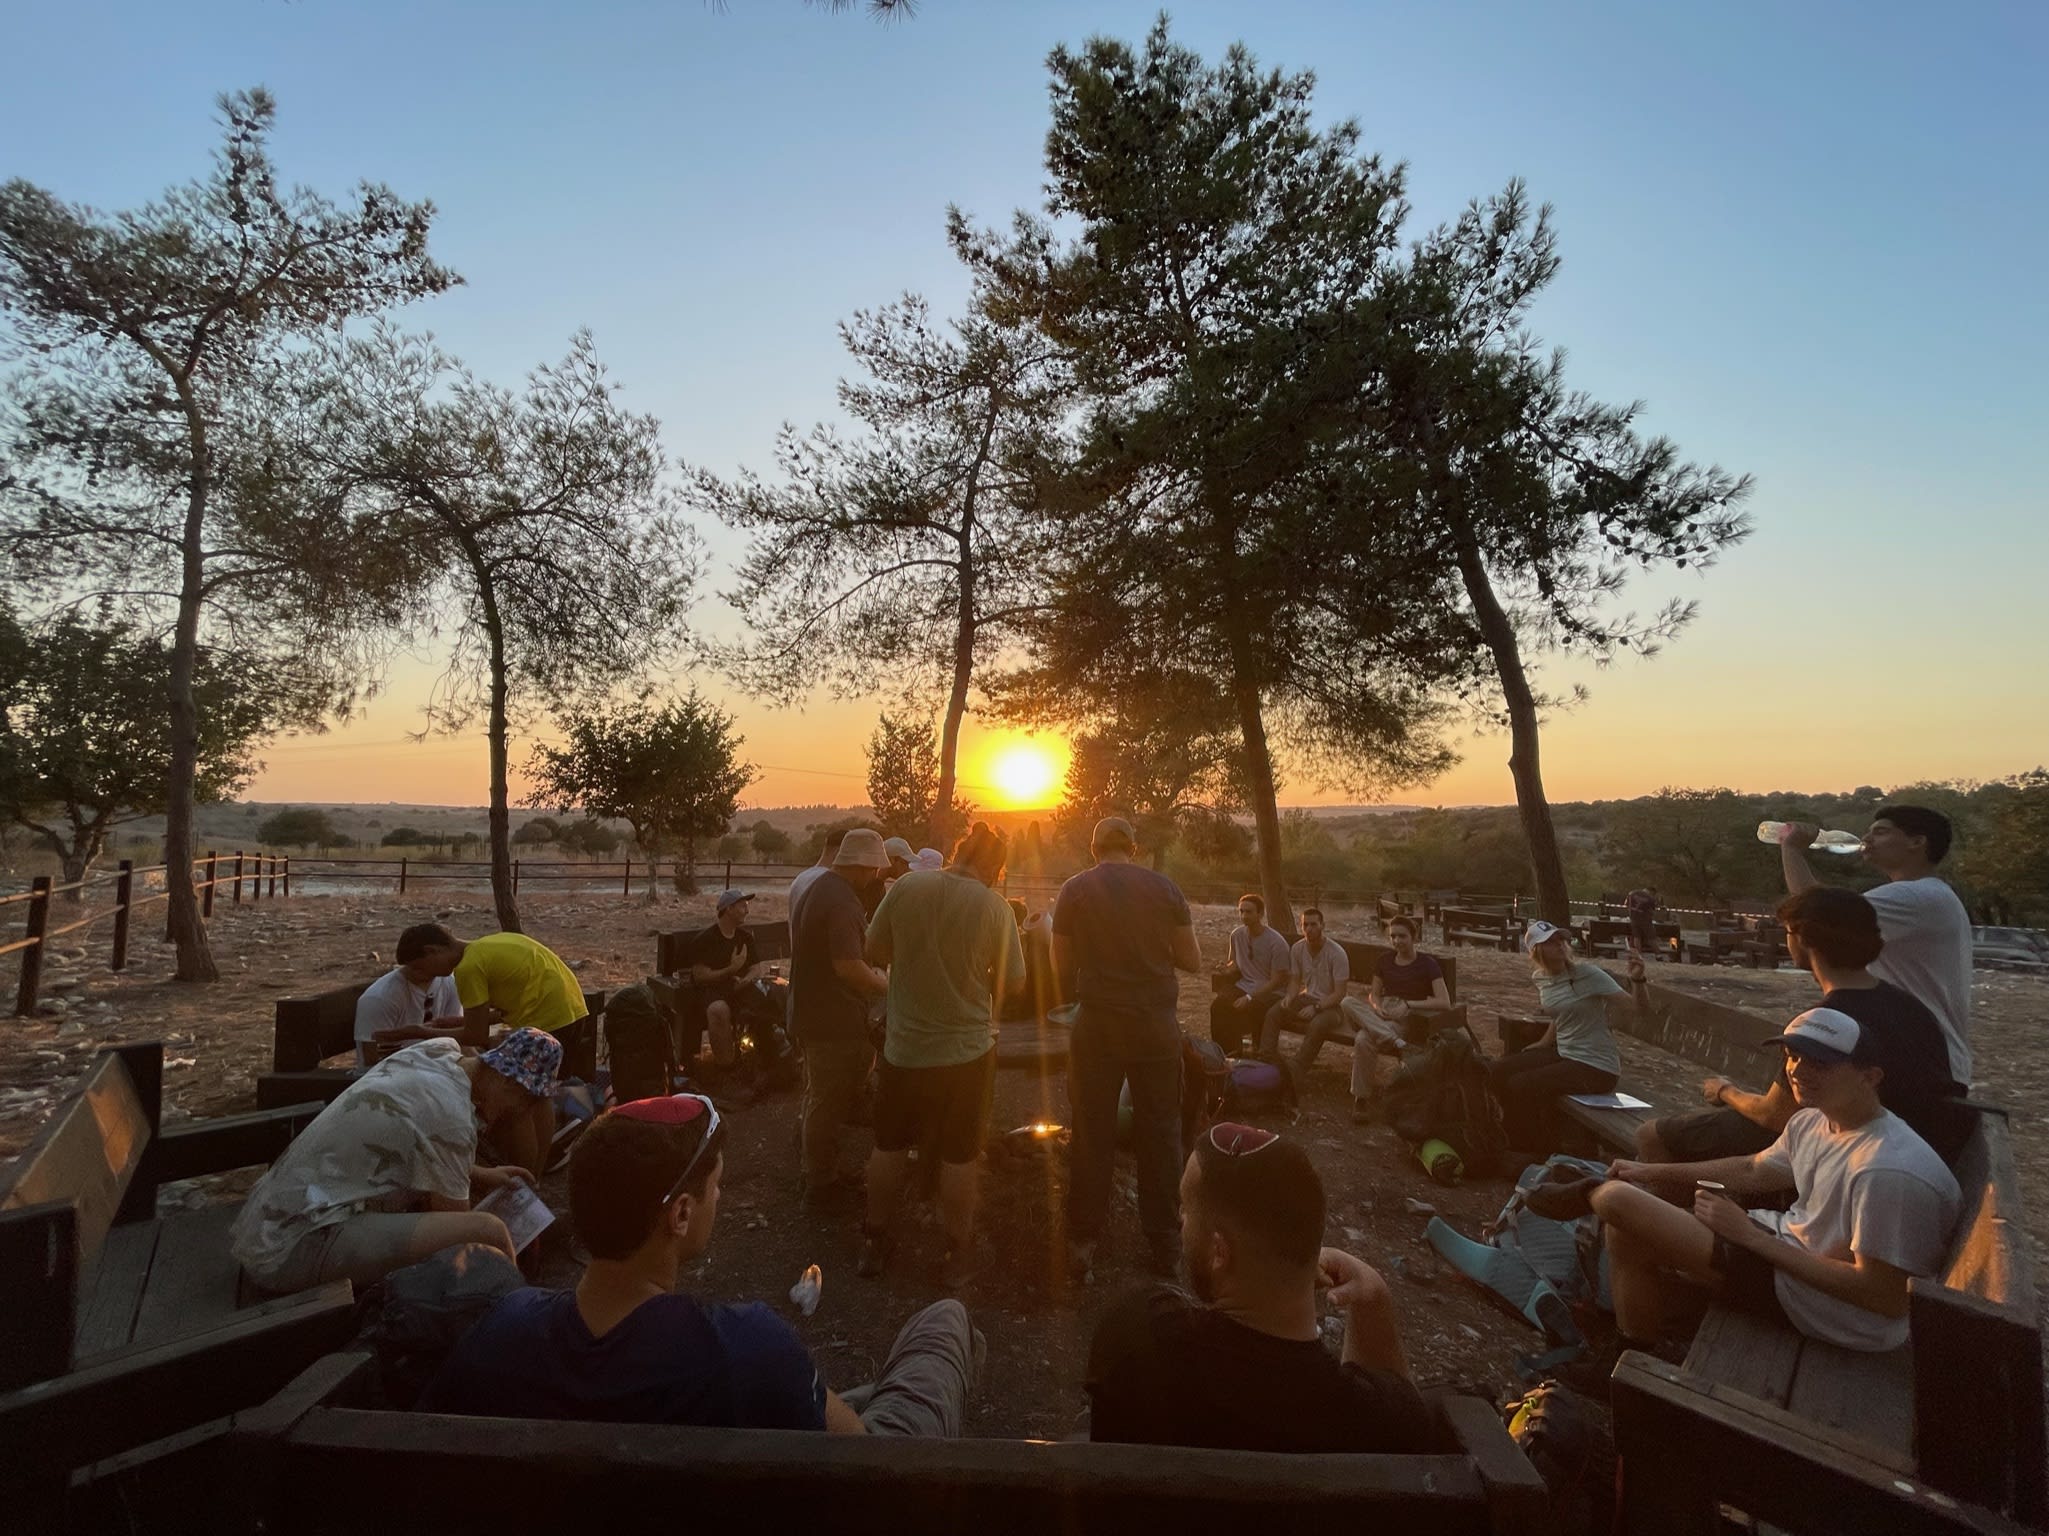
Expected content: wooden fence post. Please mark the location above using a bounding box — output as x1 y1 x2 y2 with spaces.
201 851 218 918
399 857 408 895
232 850 244 905
112 860 134 972
268 855 278 899
14 876 51 1017
513 860 521 895
622 859 631 897
283 857 291 898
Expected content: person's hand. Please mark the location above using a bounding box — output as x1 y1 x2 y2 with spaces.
1693 1188 1757 1244
732 943 752 974
1608 1159 1656 1185
1233 993 1252 1011
473 1164 534 1195
1777 822 1819 849
1625 949 1647 984
1317 1248 1393 1312
1701 1076 1731 1107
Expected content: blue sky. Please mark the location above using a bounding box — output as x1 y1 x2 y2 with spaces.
6 1 2045 808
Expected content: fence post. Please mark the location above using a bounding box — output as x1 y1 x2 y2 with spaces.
399 857 408 896
202 851 218 918
14 876 52 1017
622 858 631 898
724 860 732 889
112 860 134 972
283 857 291 898
513 860 521 895
269 855 278 899
232 850 244 905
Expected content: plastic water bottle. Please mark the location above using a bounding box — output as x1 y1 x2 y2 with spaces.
789 1263 822 1316
1756 821 1864 854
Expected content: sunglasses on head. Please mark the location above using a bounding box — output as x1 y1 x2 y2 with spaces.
1206 1122 1279 1156
615 1092 723 1208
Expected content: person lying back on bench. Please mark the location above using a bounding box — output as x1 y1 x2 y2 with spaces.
353 923 505 1067
231 1031 561 1292
1085 1123 1436 1453
1638 887 1971 1167
1571 1008 1962 1353
421 1093 982 1435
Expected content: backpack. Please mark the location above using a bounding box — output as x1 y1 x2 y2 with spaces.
1224 1057 1293 1117
1426 1153 1613 1352
1505 1379 1617 1534
1182 1035 1231 1141
1382 1030 1507 1175
604 979 676 1103
352 1242 526 1408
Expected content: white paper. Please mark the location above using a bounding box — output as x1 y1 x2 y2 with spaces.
1566 1092 1653 1111
476 1181 556 1253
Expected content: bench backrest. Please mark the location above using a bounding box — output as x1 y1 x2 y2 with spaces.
275 981 608 1074
1940 1109 2035 1310
1337 941 1458 1004
0 1044 162 1390
656 918 793 977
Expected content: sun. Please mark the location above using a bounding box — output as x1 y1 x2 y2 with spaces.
988 738 1063 809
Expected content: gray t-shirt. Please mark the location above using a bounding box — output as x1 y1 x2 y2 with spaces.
1864 876 1974 1084
1229 925 1291 996
789 869 871 1046
1533 961 1623 1076
1054 862 1193 1057
1755 1107 1962 1351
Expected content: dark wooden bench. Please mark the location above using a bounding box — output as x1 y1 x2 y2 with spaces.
1584 916 1681 961
258 980 606 1109
1441 907 1517 952
1679 925 1780 968
0 1042 356 1516
655 917 792 977
232 1349 1550 1536
1613 1104 2046 1533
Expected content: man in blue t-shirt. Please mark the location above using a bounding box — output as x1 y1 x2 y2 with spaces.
421 1093 981 1434
1052 816 1203 1284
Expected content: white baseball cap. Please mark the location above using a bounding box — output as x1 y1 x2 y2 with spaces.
1523 920 1567 952
1767 1006 1870 1066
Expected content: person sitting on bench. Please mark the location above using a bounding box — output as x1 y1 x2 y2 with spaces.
1579 1008 1962 1353
1340 915 1454 1117
1086 1123 1435 1453
421 1093 982 1435
353 923 501 1067
231 1030 562 1292
1488 921 1629 1153
1258 906 1351 1072
676 889 758 1078
1209 894 1290 1057
1638 887 1972 1167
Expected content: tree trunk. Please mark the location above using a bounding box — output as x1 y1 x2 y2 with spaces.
931 402 998 849
1221 611 1294 938
674 836 698 895
1450 515 1572 925
472 558 522 934
165 432 219 980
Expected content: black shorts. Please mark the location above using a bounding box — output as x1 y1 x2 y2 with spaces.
1711 1235 1792 1327
1651 1106 1780 1162
873 1050 995 1164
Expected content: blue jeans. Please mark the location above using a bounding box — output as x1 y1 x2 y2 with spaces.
1066 1008 1183 1243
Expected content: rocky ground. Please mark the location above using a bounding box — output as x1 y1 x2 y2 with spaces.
3 887 2042 1438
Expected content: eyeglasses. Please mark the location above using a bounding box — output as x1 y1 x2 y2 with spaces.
615 1092 723 1208
1206 1122 1279 1156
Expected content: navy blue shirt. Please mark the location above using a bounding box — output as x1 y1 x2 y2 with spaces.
1376 952 1444 1004
1054 861 1193 1058
419 1287 827 1430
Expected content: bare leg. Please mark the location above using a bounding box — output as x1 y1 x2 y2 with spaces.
706 999 737 1066
1635 1121 1674 1162
313 1211 516 1287
1591 1180 1718 1340
936 1157 979 1253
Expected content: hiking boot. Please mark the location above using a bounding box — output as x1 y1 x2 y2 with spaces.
856 1227 894 1279
1523 1172 1606 1222
1145 1233 1182 1281
1067 1239 1097 1288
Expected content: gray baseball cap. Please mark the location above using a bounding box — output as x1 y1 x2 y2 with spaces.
1092 816 1137 851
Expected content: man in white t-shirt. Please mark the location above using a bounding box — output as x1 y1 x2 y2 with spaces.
1208 894 1292 1058
1257 906 1352 1072
1779 803 1974 1084
1582 1007 1962 1353
353 923 498 1067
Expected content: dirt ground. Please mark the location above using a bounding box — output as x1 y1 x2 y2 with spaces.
3 887 2044 1438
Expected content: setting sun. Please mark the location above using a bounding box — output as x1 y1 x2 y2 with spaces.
986 737 1064 809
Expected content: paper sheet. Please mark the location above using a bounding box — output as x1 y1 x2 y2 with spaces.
475 1181 556 1253
1566 1092 1652 1111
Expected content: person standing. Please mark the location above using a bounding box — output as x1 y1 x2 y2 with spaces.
790 828 892 1207
1053 817 1203 1283
788 827 853 913
1779 804 1974 1085
1624 886 1660 954
1208 895 1290 1057
858 823 1024 1288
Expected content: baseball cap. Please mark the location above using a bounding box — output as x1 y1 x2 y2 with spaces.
1523 920 1566 952
914 847 944 871
715 888 753 914
834 827 890 869
1092 816 1137 851
883 836 915 863
479 1028 563 1099
1766 1006 1871 1066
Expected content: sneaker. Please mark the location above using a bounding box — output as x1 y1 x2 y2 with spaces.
1145 1233 1182 1280
1523 1173 1605 1222
1067 1239 1097 1288
856 1227 893 1279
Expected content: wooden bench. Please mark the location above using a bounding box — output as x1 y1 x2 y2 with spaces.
1678 925 1779 968
1613 1104 2047 1533
0 1042 356 1516
655 917 792 978
258 980 606 1109
1441 907 1517 952
232 1349 1551 1536
1584 916 1681 961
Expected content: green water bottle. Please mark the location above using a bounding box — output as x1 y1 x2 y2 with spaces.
1417 1137 1463 1185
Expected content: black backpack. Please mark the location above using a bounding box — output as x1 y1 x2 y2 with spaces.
604 979 677 1103
1383 1030 1507 1174
353 1242 526 1408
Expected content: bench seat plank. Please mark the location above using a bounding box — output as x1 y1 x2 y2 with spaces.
73 1219 162 1358
1785 1336 1915 1465
130 1205 244 1349
1683 1304 1804 1408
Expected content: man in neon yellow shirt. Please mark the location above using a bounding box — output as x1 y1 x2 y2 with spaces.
414 925 587 1173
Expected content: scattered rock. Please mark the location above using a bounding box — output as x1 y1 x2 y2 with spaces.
1458 1324 1482 1343
1402 1196 1437 1216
